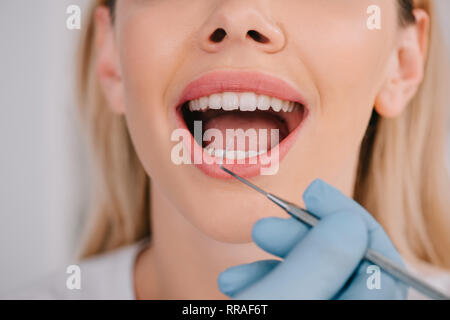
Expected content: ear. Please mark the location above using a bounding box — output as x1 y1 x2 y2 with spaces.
374 9 429 118
94 6 125 114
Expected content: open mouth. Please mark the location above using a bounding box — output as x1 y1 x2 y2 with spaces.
180 92 306 160
173 70 309 178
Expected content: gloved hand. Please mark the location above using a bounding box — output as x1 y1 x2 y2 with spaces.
217 179 407 299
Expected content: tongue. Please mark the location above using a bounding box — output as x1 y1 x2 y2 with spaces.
202 112 289 152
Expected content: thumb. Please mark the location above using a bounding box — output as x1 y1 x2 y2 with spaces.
234 211 368 299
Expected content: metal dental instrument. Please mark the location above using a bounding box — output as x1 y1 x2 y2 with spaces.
219 153 449 300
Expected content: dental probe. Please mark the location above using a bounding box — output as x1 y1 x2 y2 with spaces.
219 155 449 300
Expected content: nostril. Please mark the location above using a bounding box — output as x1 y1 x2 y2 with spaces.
247 30 269 44
209 28 227 43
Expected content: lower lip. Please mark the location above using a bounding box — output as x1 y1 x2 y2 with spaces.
174 107 308 179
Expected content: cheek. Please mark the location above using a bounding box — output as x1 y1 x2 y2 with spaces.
270 0 397 188
290 1 396 151
116 2 203 110
118 13 182 113
114 11 191 178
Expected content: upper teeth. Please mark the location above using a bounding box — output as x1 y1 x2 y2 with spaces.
188 92 298 112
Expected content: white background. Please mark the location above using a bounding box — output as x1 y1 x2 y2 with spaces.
0 0 449 295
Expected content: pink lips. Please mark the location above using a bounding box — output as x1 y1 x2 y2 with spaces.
174 70 309 179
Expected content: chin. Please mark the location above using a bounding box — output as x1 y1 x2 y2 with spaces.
181 193 284 244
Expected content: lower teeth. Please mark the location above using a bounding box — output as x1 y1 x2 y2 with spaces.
204 147 267 160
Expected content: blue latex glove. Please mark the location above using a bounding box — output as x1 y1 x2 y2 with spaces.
217 179 407 299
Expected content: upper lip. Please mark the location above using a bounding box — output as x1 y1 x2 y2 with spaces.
175 70 308 111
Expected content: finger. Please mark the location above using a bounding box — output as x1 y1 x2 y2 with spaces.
304 179 404 265
250 178 372 259
303 178 368 219
365 224 404 267
305 179 406 299
251 179 387 261
217 260 280 297
251 217 309 258
235 211 368 299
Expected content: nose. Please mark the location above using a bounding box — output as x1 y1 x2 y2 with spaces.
198 0 286 54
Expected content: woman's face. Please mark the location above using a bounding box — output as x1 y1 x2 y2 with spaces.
97 0 413 243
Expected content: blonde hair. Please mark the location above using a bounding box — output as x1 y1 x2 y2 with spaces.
77 0 149 257
77 0 450 271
